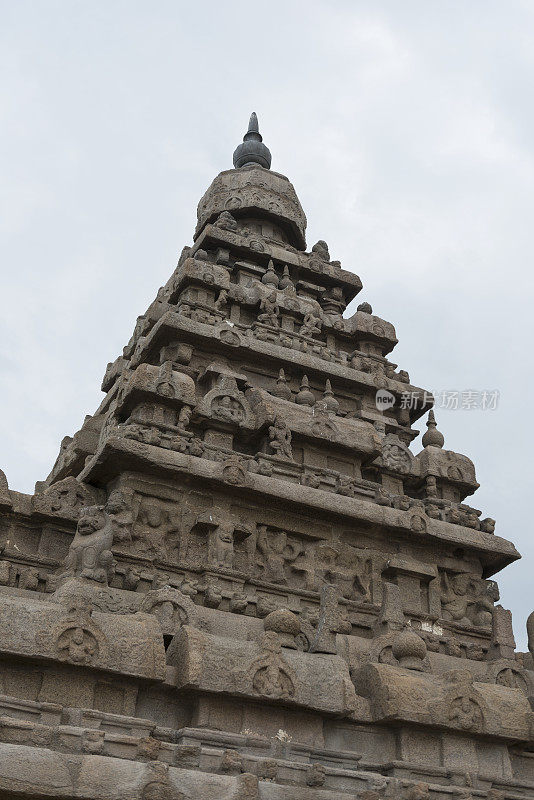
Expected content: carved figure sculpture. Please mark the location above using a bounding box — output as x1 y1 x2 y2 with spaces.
51 600 106 666
214 289 228 310
258 290 280 328
210 376 247 424
472 580 499 627
257 526 302 584
440 572 498 628
62 505 114 584
176 405 192 435
209 522 235 569
316 544 371 601
268 416 293 460
381 435 413 473
300 312 322 339
440 573 472 625
214 210 238 232
106 490 134 543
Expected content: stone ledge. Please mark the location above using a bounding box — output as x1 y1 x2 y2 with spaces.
79 437 520 574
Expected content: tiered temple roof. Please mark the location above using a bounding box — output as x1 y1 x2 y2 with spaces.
0 115 531 800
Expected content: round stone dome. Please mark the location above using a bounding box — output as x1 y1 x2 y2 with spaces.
392 628 427 670
422 410 445 448
264 608 301 636
233 113 271 169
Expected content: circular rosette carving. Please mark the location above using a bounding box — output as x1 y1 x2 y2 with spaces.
249 238 266 252
431 669 488 734
487 660 531 695
495 667 529 694
372 322 386 337
224 195 242 209
39 602 108 667
56 626 100 664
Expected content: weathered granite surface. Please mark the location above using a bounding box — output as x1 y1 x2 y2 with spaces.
0 116 532 799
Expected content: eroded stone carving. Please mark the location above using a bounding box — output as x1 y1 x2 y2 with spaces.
141 762 184 800
249 631 296 699
267 416 293 460
62 505 115 584
140 587 189 634
440 572 497 628
51 599 107 665
256 526 302 584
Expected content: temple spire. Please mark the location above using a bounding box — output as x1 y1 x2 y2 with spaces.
233 112 272 170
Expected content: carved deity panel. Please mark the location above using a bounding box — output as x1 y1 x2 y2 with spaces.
314 542 372 601
198 374 254 428
380 434 414 474
254 525 309 587
107 489 183 562
185 514 252 573
439 571 498 628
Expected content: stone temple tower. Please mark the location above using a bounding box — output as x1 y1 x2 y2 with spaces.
0 114 533 800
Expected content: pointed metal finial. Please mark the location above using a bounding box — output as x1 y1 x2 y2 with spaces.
233 112 272 170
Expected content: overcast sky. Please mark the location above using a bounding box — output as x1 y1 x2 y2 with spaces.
1 1 533 647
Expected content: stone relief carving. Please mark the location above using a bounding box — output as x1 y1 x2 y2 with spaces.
198 374 253 428
133 496 182 560
185 512 252 573
440 573 497 628
41 599 107 666
257 290 280 328
440 670 486 733
380 434 414 474
140 762 184 800
256 526 302 584
140 587 189 634
267 416 293 460
106 489 134 543
249 631 296 700
208 521 235 569
61 505 115 584
494 665 529 694
316 543 371 601
220 454 248 486
214 210 238 232
33 477 102 519
300 312 322 339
